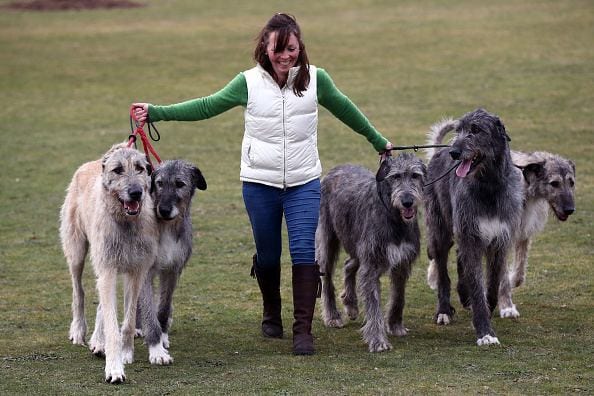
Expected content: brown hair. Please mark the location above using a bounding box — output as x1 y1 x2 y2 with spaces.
254 13 310 97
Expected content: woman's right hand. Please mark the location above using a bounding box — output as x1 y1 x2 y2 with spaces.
131 103 150 123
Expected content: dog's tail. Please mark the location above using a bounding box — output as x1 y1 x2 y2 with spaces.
425 118 458 161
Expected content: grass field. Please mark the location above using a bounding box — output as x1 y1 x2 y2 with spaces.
1 0 592 394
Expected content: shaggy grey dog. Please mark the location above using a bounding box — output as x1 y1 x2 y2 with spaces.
317 153 426 352
60 143 157 383
424 109 523 346
136 159 207 365
497 150 576 318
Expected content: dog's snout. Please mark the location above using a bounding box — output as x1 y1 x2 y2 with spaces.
128 186 143 201
564 207 575 216
449 149 461 160
158 205 173 219
401 194 414 208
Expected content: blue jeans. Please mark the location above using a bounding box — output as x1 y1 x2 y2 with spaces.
242 179 321 269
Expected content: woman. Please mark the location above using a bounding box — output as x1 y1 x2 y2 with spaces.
132 13 393 355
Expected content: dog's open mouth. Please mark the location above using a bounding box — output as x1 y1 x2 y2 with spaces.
122 200 142 216
552 206 570 222
456 154 480 178
401 207 416 221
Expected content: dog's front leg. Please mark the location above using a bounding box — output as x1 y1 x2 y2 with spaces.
122 268 148 365
359 266 392 353
139 270 173 365
385 267 408 337
96 270 125 383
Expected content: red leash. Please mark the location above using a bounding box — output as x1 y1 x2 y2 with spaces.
128 106 162 168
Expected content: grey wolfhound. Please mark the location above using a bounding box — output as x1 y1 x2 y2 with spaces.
317 153 426 352
424 108 523 346
496 150 576 318
136 159 207 364
60 143 157 383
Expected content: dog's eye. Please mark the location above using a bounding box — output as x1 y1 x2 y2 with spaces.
550 181 561 188
156 180 163 188
568 179 575 187
470 125 481 135
136 165 145 174
113 166 124 175
175 181 186 189
390 174 402 180
411 173 420 180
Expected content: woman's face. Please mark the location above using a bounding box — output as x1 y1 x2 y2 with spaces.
266 31 300 82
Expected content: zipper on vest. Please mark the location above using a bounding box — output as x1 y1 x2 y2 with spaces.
281 89 287 190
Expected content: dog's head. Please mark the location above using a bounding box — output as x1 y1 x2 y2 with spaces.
101 143 152 217
376 153 427 222
151 159 207 221
513 151 576 221
449 108 511 178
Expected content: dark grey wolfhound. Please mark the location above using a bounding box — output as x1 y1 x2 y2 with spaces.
136 159 207 364
497 150 576 318
424 108 523 346
317 153 426 352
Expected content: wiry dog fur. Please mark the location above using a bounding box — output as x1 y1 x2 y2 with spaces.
60 143 157 383
317 153 426 352
136 159 207 365
497 151 576 318
423 109 523 346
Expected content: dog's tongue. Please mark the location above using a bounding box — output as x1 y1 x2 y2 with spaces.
456 160 472 178
124 201 140 213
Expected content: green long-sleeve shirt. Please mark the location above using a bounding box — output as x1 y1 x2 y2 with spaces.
148 67 388 152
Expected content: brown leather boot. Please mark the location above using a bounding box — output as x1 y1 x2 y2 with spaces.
292 264 322 355
251 254 283 338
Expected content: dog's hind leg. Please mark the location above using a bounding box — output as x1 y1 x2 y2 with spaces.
89 304 105 357
359 265 392 353
456 252 471 310
385 267 409 337
341 257 359 321
317 220 343 328
432 245 455 325
65 241 88 346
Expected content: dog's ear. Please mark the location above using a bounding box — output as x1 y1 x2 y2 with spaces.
146 163 153 176
376 157 393 182
521 161 545 184
192 167 207 191
150 168 158 194
496 119 511 142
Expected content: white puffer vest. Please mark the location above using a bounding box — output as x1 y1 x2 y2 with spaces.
240 64 320 188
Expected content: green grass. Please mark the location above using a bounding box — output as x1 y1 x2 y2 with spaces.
1 0 593 394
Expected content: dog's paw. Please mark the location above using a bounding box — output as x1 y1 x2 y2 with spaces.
476 335 500 346
367 338 393 353
69 320 87 345
436 313 451 325
499 305 520 319
105 361 126 384
344 305 359 321
135 328 144 338
324 317 344 328
161 332 170 349
89 342 105 358
149 343 173 365
387 324 408 337
121 348 134 364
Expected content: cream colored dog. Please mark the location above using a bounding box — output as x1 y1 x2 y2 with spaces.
60 143 158 383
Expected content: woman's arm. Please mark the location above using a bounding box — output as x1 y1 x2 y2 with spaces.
317 68 389 152
146 73 248 122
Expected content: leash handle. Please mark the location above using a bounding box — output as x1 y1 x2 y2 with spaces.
129 106 162 167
